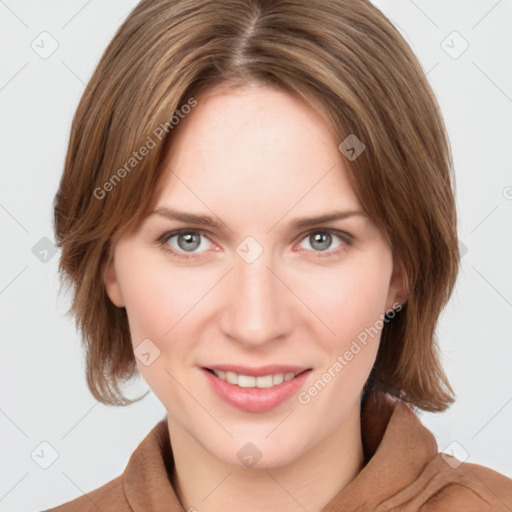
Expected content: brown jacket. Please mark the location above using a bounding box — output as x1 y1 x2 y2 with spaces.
46 392 512 511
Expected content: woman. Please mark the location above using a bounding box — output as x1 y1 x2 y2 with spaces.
49 0 512 510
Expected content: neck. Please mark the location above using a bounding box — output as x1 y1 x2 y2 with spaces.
167 401 365 512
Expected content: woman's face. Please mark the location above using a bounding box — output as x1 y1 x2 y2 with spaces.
104 84 403 468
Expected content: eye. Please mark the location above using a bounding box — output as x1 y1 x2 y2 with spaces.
297 230 352 257
157 229 214 260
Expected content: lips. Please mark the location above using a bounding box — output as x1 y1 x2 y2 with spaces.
201 365 312 412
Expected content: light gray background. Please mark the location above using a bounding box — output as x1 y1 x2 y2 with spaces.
1 1 511 510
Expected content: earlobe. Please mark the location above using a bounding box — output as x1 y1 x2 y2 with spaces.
387 262 409 311
102 255 125 308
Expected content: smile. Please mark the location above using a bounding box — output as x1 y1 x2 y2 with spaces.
207 369 303 388
202 367 312 412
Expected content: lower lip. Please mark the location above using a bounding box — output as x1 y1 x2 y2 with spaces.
201 368 312 413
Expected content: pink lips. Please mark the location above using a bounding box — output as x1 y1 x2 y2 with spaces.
201 366 312 413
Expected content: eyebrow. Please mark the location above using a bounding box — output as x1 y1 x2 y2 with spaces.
150 207 367 231
287 210 367 229
150 207 226 228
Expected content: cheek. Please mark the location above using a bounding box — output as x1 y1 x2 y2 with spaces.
116 252 203 342
301 255 392 397
114 257 189 398
305 265 391 401
118 267 170 342
114 252 212 394
306 256 393 341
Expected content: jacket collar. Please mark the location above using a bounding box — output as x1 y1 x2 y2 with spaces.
323 392 438 510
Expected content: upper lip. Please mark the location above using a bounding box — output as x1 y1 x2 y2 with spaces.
203 364 311 377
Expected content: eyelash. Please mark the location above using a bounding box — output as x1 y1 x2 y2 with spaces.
156 228 353 262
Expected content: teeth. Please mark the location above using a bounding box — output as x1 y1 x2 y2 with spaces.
273 373 284 385
211 370 299 388
238 375 257 388
254 375 273 388
225 371 236 384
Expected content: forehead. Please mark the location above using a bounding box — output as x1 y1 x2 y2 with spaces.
154 84 362 224
166 83 339 163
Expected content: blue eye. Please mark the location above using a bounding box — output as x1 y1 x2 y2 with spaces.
157 228 353 261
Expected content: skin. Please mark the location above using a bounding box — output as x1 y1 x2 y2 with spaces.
104 83 405 512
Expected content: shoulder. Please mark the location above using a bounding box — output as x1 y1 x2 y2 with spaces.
410 453 512 511
362 394 512 511
42 418 171 511
42 474 128 511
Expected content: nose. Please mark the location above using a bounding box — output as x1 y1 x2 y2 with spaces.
218 247 294 347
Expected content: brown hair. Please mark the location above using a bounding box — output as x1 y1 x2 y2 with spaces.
54 0 459 411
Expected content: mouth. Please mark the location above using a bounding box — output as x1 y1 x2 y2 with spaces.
203 367 310 389
201 366 312 412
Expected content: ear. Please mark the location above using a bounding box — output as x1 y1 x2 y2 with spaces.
385 260 408 311
102 253 125 308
